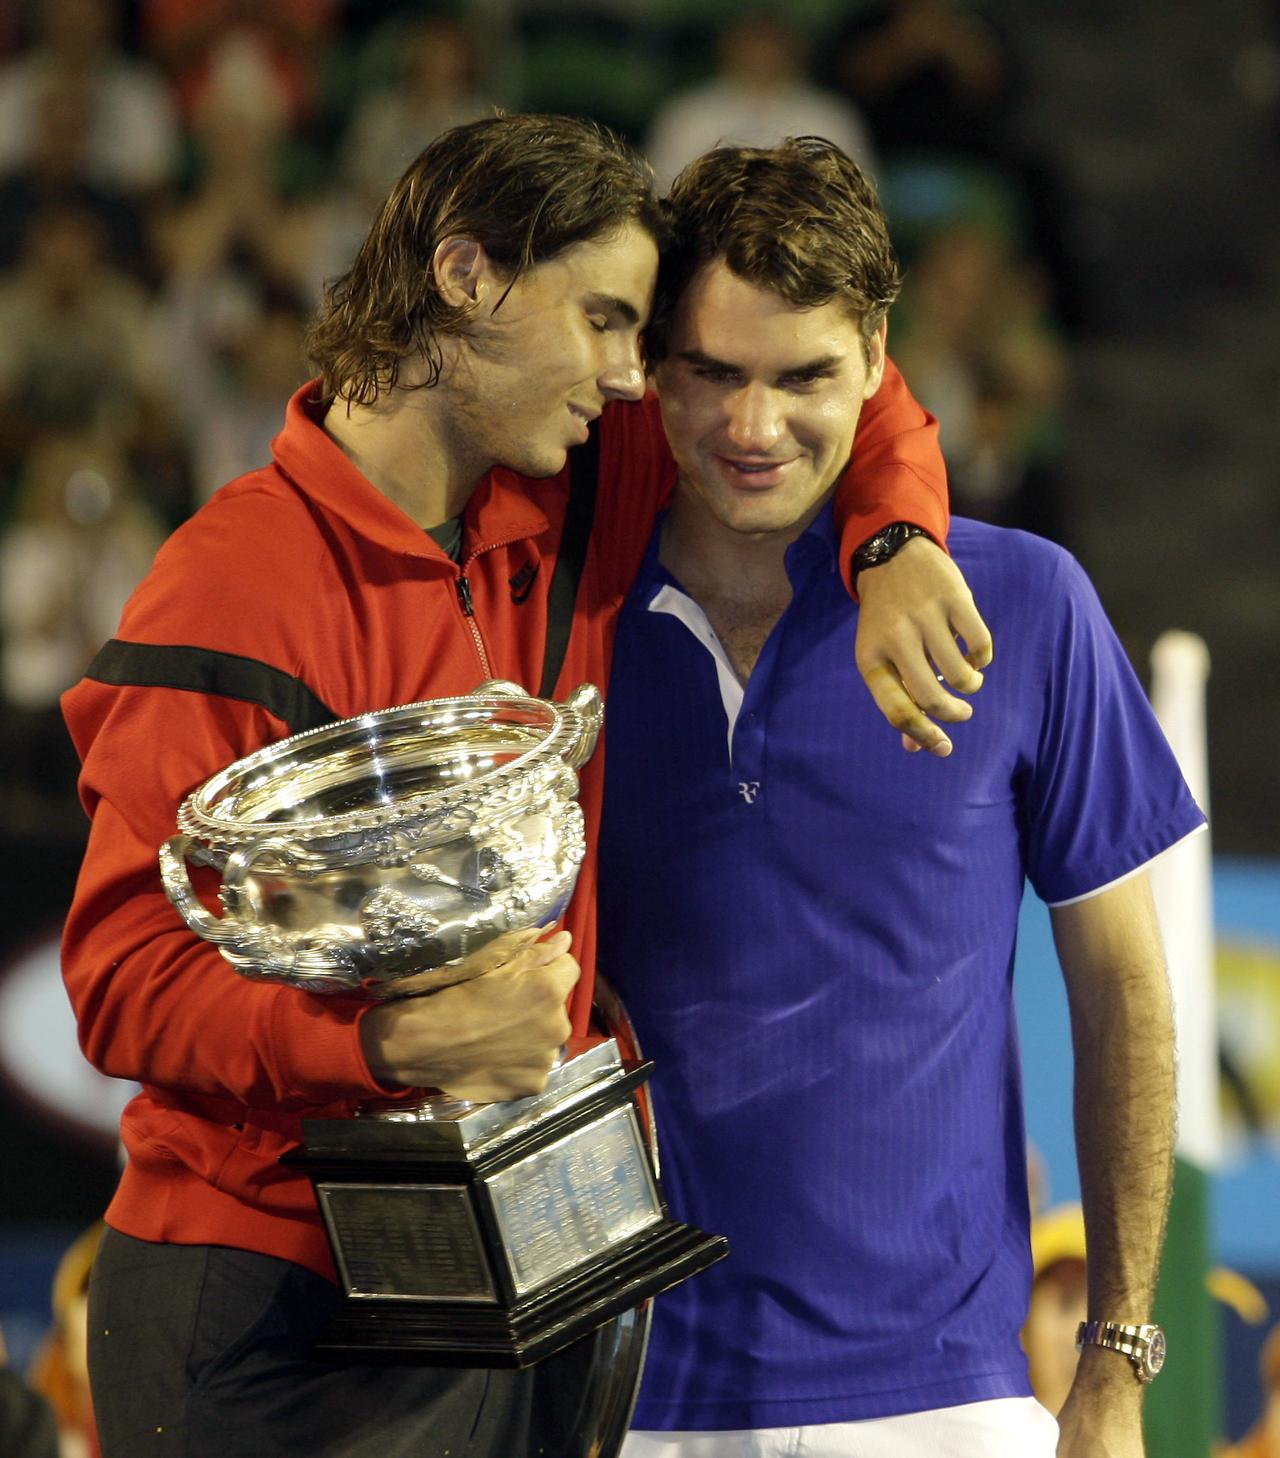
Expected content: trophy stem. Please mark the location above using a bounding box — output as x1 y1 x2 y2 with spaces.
355 1043 571 1124
356 1091 476 1121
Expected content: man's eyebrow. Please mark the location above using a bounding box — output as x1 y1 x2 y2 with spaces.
583 292 642 326
676 349 846 375
677 349 736 370
778 354 845 375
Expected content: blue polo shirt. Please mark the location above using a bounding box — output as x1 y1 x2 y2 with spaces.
597 509 1204 1431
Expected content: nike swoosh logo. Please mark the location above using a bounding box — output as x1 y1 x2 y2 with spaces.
510 563 537 605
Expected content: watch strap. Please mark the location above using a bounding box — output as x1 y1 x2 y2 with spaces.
851 521 931 577
1075 1319 1165 1382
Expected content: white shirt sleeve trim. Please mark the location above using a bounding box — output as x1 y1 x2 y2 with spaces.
1044 821 1209 907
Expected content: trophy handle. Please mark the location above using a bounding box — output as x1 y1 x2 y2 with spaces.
470 679 602 771
159 835 240 944
220 834 329 921
555 684 603 771
161 834 358 990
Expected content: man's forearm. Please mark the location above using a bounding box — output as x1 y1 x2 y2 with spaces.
1050 874 1176 1453
1052 873 1176 1320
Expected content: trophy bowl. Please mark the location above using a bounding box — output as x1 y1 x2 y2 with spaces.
159 680 602 994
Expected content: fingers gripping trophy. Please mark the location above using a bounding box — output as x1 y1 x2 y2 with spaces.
159 680 726 1398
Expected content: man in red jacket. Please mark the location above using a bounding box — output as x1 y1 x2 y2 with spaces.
62 114 988 1457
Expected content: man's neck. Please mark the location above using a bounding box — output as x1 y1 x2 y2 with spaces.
659 483 826 605
659 487 811 684
323 381 487 530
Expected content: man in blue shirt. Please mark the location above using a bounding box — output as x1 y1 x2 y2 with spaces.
599 139 1203 1458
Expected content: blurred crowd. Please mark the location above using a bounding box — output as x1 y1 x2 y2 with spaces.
0 0 1076 840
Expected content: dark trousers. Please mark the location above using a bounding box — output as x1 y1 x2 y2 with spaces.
88 1228 597 1458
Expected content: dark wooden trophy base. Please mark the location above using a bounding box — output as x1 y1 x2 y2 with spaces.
287 1041 728 1369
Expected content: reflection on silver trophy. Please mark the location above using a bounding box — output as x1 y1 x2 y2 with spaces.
158 680 727 1399
159 680 602 995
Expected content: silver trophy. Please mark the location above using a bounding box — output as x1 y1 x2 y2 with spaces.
159 681 726 1395
159 680 602 994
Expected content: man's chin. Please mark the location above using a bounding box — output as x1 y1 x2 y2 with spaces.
506 444 571 480
714 498 829 541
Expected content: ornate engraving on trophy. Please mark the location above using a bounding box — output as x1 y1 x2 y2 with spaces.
487 1104 662 1296
319 1183 497 1302
159 683 601 991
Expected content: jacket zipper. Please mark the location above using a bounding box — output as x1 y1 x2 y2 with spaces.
452 526 541 682
454 571 493 679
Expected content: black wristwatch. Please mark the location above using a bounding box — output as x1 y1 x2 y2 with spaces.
851 521 932 577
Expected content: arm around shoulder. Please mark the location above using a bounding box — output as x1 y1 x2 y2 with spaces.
834 356 993 755
834 356 949 564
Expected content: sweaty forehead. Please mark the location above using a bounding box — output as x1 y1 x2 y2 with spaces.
543 223 658 308
673 261 861 357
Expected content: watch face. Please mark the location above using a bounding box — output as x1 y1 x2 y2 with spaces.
1144 1326 1167 1378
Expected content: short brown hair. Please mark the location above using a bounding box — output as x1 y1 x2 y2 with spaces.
647 137 901 362
308 113 663 404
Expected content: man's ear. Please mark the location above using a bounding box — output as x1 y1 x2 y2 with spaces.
433 236 490 309
863 319 888 399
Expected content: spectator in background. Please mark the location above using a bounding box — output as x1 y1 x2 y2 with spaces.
645 12 876 189
338 14 495 204
285 10 502 293
29 1224 105 1458
890 220 1068 544
150 38 326 501
822 0 1011 163
0 66 153 280
1225 1325 1280 1458
0 433 165 828
152 34 316 327
819 0 1088 330
0 1344 59 1458
0 205 171 481
1023 1204 1089 1418
158 275 312 503
0 0 178 196
139 0 335 133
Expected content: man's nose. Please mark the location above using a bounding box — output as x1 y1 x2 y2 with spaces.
725 383 784 451
599 335 646 402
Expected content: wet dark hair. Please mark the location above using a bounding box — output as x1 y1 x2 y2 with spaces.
307 112 663 404
646 136 900 362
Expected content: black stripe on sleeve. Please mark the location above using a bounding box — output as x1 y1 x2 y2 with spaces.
85 639 340 736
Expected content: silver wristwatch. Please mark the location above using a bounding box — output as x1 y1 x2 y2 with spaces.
1075 1320 1167 1382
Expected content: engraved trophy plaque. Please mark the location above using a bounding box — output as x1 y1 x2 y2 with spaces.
159 681 727 1370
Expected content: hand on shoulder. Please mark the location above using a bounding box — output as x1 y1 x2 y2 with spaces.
854 535 993 756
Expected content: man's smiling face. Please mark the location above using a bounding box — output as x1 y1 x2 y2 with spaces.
654 258 886 542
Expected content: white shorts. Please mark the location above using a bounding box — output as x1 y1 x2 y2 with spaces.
621 1397 1059 1458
